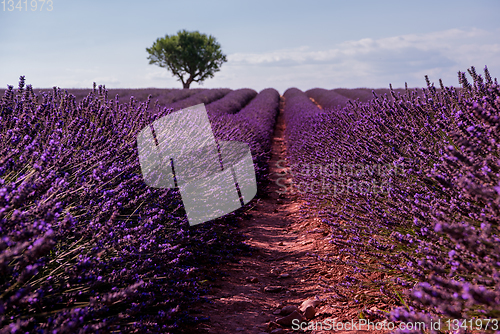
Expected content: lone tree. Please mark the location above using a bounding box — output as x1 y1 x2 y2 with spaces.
146 30 227 89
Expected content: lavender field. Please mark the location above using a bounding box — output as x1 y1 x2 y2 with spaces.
1 66 499 333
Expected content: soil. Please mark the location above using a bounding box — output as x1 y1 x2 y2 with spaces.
180 97 389 334
309 97 323 109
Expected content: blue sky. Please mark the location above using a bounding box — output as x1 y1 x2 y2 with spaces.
1 0 499 93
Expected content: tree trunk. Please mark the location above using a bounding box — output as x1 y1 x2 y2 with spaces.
184 75 195 89
183 82 190 89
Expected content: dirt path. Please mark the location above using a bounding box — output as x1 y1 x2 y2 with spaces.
309 97 323 109
181 97 386 334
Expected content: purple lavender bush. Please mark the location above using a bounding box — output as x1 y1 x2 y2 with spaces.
205 88 257 117
47 88 206 107
306 87 423 111
282 88 333 177
210 88 280 193
333 87 376 103
0 78 258 333
305 88 350 110
142 88 205 107
384 67 500 331
232 88 280 153
166 88 231 113
282 67 500 333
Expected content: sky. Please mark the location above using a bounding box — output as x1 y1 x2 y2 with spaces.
1 0 499 94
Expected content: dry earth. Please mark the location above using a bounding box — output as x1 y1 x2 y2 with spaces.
181 97 389 334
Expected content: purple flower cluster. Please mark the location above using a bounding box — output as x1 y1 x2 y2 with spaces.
0 78 265 333
283 67 500 331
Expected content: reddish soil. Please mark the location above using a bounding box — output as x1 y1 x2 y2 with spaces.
181 97 388 334
309 97 323 109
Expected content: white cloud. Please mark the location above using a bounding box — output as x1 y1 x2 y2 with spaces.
216 28 500 92
229 28 497 67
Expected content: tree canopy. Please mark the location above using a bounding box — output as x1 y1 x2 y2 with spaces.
146 30 227 89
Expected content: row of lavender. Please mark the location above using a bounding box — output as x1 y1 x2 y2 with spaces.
207 88 280 190
305 88 351 110
305 87 427 110
283 67 500 330
0 79 278 333
52 88 206 108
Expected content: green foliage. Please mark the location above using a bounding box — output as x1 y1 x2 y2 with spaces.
146 30 227 88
